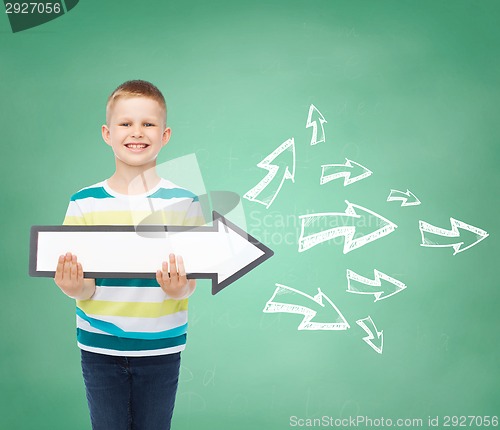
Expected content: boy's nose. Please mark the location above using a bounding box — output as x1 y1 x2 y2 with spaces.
131 127 144 138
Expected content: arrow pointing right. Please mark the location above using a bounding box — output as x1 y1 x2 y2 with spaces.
263 284 350 330
298 201 397 253
320 159 372 186
419 218 489 255
30 212 274 295
387 189 421 206
346 269 406 302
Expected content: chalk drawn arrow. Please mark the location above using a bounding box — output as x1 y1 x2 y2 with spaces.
419 218 489 255
29 212 274 295
263 284 350 330
320 158 372 186
243 138 295 208
356 316 383 354
306 104 327 145
387 189 421 206
346 269 406 302
298 201 397 253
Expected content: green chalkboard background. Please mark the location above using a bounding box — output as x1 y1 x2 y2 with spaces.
1 1 499 429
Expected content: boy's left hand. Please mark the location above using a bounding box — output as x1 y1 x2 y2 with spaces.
156 254 196 300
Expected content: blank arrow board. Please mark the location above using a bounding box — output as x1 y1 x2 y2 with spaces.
30 212 274 295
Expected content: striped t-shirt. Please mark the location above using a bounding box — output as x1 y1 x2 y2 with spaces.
63 178 205 357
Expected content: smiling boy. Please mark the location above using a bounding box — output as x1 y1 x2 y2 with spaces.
54 80 204 430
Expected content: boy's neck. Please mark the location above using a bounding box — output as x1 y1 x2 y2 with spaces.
107 164 161 195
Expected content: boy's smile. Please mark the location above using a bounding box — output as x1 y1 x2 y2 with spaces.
125 143 149 152
102 96 170 169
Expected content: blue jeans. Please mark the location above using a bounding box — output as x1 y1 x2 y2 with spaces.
80 349 181 430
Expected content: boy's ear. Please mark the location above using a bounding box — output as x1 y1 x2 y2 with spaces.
162 127 171 147
102 124 111 146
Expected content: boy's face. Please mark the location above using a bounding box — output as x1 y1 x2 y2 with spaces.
102 96 170 169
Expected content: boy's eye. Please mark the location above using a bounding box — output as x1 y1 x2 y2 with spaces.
118 122 154 127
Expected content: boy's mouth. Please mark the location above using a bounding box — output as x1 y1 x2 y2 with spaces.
125 143 150 152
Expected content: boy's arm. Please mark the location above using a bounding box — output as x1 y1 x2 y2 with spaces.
156 254 195 300
54 252 96 300
54 197 95 301
54 253 96 300
156 197 205 300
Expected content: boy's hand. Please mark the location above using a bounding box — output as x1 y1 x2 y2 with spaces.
54 252 96 300
156 254 196 300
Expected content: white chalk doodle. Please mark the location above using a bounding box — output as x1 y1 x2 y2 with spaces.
419 218 489 255
306 104 327 145
356 316 383 354
387 189 421 206
243 138 295 208
346 269 406 302
263 284 350 330
320 159 372 186
298 201 397 253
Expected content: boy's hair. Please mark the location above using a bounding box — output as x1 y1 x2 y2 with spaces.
106 80 167 126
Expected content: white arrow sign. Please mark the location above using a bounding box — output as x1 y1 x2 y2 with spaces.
243 138 295 208
306 104 327 145
387 189 421 206
30 212 274 295
346 269 406 302
320 159 372 186
356 316 383 354
298 201 397 253
419 217 489 255
263 283 350 330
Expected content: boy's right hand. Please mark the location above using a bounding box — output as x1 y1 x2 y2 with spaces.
54 252 96 300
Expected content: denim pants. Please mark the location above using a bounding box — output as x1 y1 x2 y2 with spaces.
80 349 181 430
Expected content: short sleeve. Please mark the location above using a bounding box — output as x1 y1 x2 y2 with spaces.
184 198 206 227
63 197 86 226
